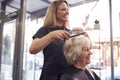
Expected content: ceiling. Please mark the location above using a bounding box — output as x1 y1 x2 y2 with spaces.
1 0 97 20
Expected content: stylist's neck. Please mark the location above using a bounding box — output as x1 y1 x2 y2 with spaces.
56 21 64 27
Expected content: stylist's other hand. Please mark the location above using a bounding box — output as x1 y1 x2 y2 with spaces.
72 27 84 34
72 27 89 38
49 30 70 40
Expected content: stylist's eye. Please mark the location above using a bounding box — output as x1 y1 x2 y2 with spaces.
61 8 69 11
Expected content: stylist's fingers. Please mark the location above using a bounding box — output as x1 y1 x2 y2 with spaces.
58 32 65 40
63 30 70 39
58 30 70 40
83 32 89 38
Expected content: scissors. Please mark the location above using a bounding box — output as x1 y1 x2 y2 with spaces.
70 32 86 37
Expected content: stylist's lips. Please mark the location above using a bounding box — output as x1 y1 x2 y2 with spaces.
64 16 68 18
64 14 68 17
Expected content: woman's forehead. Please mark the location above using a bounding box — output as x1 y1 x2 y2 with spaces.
82 45 91 49
58 2 68 9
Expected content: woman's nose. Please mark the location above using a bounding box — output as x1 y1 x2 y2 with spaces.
89 50 92 55
65 9 69 14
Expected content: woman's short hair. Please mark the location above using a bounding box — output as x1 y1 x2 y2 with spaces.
43 0 69 28
63 35 91 64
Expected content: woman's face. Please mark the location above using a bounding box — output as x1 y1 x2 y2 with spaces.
56 2 69 23
78 46 92 66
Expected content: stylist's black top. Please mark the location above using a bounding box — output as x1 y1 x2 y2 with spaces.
33 26 70 80
58 65 101 80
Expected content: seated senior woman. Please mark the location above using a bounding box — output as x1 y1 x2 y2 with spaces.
58 34 101 80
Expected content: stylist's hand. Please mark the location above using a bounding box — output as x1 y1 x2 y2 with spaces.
49 30 70 40
72 27 84 34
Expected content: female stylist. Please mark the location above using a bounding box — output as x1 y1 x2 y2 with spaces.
29 0 72 80
29 0 70 80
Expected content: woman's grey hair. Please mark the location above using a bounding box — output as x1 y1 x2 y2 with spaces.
63 35 91 64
